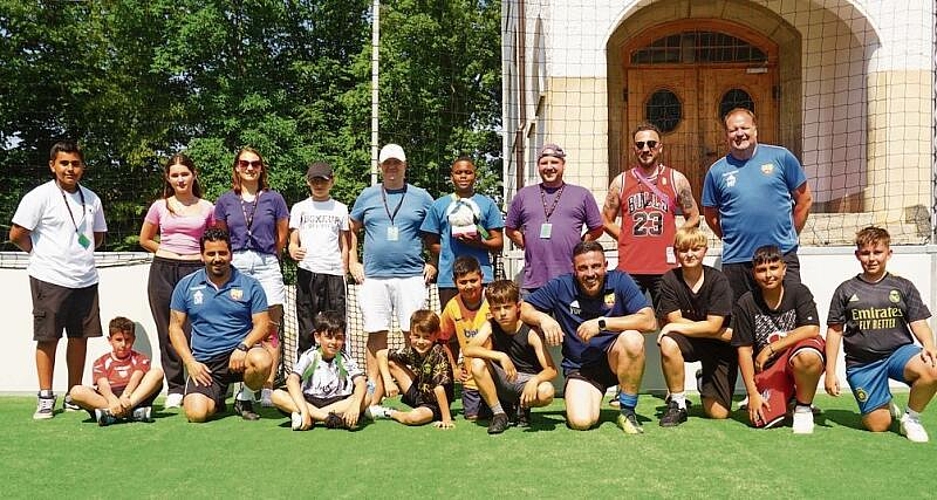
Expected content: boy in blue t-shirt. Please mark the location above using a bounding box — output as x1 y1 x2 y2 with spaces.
825 226 937 443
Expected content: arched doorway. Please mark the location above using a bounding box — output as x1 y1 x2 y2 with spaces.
622 20 779 199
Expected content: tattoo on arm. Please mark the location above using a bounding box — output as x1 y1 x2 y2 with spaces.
678 187 696 212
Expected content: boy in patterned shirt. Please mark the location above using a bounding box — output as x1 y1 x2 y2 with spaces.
825 226 937 442
271 311 367 431
732 245 825 433
370 310 455 428
68 317 164 426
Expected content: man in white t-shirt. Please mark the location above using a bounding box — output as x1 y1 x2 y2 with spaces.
10 141 108 420
288 162 350 356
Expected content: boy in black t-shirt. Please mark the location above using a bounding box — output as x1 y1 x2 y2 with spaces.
465 280 557 434
657 228 736 427
825 226 937 443
732 245 825 433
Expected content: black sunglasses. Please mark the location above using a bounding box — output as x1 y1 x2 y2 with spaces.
634 141 659 150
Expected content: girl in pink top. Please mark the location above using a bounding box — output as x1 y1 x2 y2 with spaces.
139 154 214 408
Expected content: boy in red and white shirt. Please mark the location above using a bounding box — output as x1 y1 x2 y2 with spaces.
69 317 164 426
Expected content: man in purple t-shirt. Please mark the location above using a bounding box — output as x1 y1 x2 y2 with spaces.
505 143 604 295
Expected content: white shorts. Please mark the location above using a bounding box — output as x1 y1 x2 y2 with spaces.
232 250 286 306
359 276 427 333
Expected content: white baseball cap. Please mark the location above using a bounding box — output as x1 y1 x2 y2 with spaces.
379 143 406 164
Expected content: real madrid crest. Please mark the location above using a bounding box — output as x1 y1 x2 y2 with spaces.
760 163 774 175
888 289 901 303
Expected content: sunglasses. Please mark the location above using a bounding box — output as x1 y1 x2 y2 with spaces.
237 160 263 169
634 141 659 150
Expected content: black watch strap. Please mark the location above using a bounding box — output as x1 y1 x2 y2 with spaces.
236 342 249 352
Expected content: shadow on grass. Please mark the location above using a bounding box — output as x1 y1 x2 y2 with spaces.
467 408 565 432
822 408 866 430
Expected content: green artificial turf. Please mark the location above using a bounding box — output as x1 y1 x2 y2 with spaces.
0 393 933 499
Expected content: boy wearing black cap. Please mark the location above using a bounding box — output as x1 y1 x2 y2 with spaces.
288 162 350 355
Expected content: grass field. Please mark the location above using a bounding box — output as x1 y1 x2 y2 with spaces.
1 392 933 499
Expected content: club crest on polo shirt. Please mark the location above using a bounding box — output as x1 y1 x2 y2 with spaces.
193 290 204 305
230 288 244 301
723 171 737 188
760 163 774 175
604 293 616 308
569 300 581 316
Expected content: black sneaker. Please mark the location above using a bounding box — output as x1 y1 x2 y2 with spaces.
659 401 688 427
324 412 345 429
487 413 510 434
516 406 532 428
234 398 260 421
63 394 80 412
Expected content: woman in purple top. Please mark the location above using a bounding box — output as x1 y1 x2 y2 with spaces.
213 147 289 413
139 154 215 408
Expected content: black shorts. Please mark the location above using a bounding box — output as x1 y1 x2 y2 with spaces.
664 332 738 409
402 384 446 421
437 287 459 310
305 394 352 408
631 274 663 309
565 358 619 395
30 277 103 342
183 351 244 411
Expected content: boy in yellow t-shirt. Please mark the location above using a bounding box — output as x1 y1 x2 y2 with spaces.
439 256 492 420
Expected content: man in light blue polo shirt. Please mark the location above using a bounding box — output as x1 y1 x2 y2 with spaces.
169 227 273 423
521 241 657 433
702 108 813 301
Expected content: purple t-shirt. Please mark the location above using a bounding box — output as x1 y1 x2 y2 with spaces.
505 183 602 289
214 190 289 255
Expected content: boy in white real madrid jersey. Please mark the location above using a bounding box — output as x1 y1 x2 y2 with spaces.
825 226 937 442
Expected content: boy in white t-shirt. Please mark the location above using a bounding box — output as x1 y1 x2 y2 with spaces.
288 162 350 356
271 311 367 430
9 141 108 420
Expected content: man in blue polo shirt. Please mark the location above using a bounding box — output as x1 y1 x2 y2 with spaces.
702 108 813 301
169 227 273 423
521 241 656 433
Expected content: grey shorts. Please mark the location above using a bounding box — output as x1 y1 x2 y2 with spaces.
490 362 535 404
30 277 103 342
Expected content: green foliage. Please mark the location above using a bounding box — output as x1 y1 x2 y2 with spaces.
0 0 503 251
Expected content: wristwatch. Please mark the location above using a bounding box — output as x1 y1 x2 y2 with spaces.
597 317 607 330
236 342 250 352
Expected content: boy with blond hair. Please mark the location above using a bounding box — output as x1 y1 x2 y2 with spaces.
656 227 735 427
271 311 367 430
68 317 164 426
465 280 557 434
825 226 937 442
370 310 455 429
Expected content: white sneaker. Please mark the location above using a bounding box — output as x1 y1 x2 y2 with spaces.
33 394 57 420
291 412 303 431
261 388 274 408
792 409 814 434
164 393 184 409
737 396 749 411
366 405 391 420
900 414 929 443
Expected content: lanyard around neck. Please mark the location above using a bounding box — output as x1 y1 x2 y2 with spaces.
381 184 407 225
58 182 86 235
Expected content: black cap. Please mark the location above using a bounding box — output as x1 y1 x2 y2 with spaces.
306 162 333 180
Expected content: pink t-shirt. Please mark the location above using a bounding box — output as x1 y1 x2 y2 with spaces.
144 199 215 255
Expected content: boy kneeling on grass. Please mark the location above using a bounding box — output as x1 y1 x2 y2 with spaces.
732 245 825 434
464 280 557 434
272 311 367 430
69 317 164 426
825 226 937 443
369 310 455 429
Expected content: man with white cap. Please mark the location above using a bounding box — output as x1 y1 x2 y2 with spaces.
505 143 604 296
349 143 435 404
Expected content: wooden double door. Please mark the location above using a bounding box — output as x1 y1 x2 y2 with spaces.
625 66 777 200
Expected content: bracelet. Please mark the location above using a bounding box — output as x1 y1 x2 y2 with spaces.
768 344 775 356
